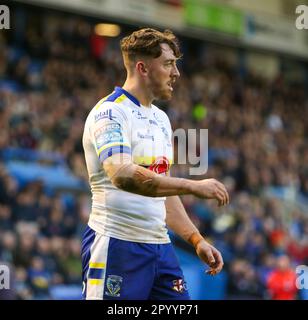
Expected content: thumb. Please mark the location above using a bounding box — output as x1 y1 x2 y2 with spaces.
207 252 215 265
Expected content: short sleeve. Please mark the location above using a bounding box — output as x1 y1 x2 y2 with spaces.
90 103 132 163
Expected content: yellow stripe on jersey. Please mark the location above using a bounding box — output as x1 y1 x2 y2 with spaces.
88 279 103 285
95 92 127 110
97 142 131 157
89 262 106 268
114 94 126 103
133 155 156 166
95 92 115 110
133 156 173 166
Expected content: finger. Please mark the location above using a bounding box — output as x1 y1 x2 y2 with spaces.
222 186 230 204
220 187 229 206
213 187 224 206
212 250 224 273
215 189 226 206
213 184 225 206
217 182 230 204
223 187 230 205
204 248 215 266
217 183 229 205
209 253 222 269
206 269 217 276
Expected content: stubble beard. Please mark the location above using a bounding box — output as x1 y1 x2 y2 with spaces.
150 78 173 101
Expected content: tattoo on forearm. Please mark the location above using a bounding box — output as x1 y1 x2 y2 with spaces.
114 167 160 196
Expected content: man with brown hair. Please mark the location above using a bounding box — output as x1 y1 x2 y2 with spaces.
81 28 229 300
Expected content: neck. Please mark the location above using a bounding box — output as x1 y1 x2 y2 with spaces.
122 77 153 107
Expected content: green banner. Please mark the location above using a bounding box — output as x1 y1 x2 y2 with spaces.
183 0 244 36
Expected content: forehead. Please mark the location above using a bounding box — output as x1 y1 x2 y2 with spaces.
158 43 176 60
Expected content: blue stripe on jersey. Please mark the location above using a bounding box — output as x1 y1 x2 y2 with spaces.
102 87 141 106
115 87 141 107
99 145 131 162
88 268 105 279
81 226 96 285
104 89 123 103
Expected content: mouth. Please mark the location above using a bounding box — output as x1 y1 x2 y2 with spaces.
167 80 174 91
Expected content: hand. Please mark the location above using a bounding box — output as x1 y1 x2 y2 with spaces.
191 178 230 206
195 239 224 275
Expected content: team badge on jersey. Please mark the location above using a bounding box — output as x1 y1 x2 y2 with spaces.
105 275 123 297
149 156 170 174
172 279 187 293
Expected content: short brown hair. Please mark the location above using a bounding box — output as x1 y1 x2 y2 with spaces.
120 28 182 63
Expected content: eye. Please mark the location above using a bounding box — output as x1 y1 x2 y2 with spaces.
164 61 174 67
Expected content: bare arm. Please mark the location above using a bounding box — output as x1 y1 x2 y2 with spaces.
165 195 224 275
104 154 226 274
165 195 199 241
103 153 229 205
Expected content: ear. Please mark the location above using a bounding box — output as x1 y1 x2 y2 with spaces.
136 61 148 76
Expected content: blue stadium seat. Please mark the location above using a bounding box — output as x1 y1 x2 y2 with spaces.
6 160 86 191
50 285 82 300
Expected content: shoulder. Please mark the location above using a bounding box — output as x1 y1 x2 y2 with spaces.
87 98 130 123
96 101 129 121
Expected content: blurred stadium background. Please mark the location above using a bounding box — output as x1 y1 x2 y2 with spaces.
0 0 307 300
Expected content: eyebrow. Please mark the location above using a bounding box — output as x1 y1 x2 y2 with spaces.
164 58 178 63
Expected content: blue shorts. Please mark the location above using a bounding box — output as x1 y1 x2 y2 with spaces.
81 225 190 300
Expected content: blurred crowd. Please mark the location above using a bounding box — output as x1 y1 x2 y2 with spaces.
0 6 307 299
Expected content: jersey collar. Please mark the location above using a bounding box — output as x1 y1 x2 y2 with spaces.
115 87 141 107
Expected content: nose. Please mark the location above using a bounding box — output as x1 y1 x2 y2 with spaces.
172 64 180 78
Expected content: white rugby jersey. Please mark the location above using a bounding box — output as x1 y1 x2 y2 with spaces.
82 87 173 243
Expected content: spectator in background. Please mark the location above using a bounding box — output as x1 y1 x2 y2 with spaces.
14 266 33 300
228 258 264 299
0 231 17 263
266 255 298 300
27 256 51 299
